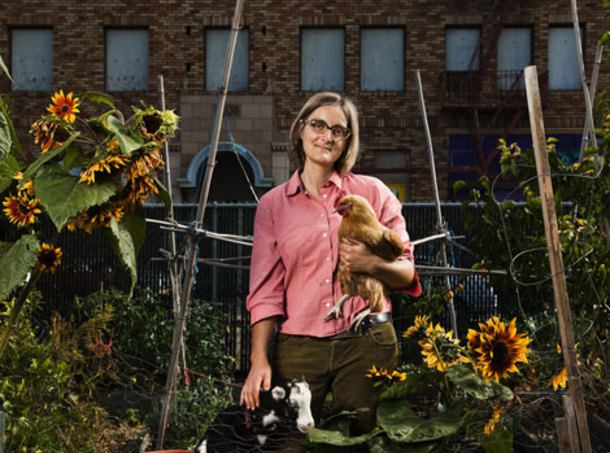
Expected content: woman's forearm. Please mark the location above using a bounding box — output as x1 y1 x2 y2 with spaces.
367 255 416 289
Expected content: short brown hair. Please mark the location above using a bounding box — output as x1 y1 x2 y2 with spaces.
289 92 360 175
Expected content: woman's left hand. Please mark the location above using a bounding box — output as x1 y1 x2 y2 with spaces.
339 239 377 274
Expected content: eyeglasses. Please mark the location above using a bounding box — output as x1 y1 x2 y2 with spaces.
303 119 351 140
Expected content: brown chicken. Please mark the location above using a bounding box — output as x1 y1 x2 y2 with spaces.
324 194 404 330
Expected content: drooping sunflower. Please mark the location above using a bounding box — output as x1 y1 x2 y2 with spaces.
403 314 430 339
2 194 42 227
79 154 130 185
468 317 531 383
127 176 159 206
126 149 165 183
141 112 163 138
66 203 125 234
483 407 505 436
35 243 62 273
418 323 468 372
47 90 80 123
548 367 567 391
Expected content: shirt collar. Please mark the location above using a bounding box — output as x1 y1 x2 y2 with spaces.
285 170 344 197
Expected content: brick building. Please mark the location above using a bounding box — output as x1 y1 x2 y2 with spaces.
1 0 608 201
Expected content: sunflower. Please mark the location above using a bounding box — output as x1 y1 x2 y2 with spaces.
67 204 125 234
35 243 62 273
387 370 407 384
79 155 130 185
47 90 80 123
141 112 163 138
548 368 567 391
365 364 389 387
3 194 42 227
13 172 35 195
468 317 531 383
126 149 165 183
127 176 159 206
483 407 504 436
419 323 469 372
403 314 430 339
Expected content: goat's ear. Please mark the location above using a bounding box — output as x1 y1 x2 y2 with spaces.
301 375 306 383
271 386 286 400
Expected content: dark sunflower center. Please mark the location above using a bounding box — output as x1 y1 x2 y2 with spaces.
491 341 511 370
39 250 57 266
61 104 70 113
142 113 162 135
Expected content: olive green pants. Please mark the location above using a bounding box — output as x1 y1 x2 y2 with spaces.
272 322 399 436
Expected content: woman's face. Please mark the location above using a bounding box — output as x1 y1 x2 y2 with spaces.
299 105 349 171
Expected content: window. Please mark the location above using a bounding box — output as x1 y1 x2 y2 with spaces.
301 28 344 91
11 29 53 91
106 29 149 91
446 28 480 71
360 28 404 91
205 28 249 92
548 26 582 90
497 28 531 90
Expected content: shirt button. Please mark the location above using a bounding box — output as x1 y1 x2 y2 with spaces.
323 194 328 198
322 232 327 238
324 278 330 284
325 302 331 307
327 256 332 261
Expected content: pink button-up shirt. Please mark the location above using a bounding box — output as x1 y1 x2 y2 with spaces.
246 170 422 337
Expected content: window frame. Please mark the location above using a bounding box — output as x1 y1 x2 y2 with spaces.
445 26 482 72
104 26 150 93
299 26 346 93
547 24 585 91
9 26 54 93
204 26 250 93
359 26 406 92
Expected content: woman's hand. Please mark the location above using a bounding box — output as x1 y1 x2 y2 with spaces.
240 358 272 410
339 239 377 274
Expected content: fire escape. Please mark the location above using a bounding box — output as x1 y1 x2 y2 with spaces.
440 0 548 189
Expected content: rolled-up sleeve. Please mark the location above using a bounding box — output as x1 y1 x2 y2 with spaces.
246 195 287 325
377 183 423 298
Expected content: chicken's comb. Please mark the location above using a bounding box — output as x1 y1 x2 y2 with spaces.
334 190 348 208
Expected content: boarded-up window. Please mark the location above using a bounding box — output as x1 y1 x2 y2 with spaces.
106 29 149 91
446 28 480 71
361 28 404 91
11 29 53 91
497 28 531 90
548 26 582 90
205 28 249 92
301 28 344 91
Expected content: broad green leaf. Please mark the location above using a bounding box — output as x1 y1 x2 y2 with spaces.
153 176 172 211
368 434 436 453
0 110 11 161
377 400 463 444
106 115 142 153
62 143 87 171
77 92 115 107
109 217 137 295
121 208 146 255
380 371 434 402
0 154 19 194
446 365 513 402
476 416 513 453
0 234 39 301
0 54 12 81
34 164 117 231
21 132 79 182
307 427 373 446
0 97 20 158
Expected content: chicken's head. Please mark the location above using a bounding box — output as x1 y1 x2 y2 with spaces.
334 194 376 220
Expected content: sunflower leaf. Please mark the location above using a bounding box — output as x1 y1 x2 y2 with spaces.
476 415 514 453
0 109 12 161
108 218 137 296
77 92 115 107
0 234 39 301
0 54 12 82
0 154 19 194
34 164 117 231
446 365 513 401
377 400 463 443
0 97 21 159
153 176 172 211
106 115 142 153
307 427 373 446
21 132 79 182
380 370 436 401
121 207 146 255
368 434 437 453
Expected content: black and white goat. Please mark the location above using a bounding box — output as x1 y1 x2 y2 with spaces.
194 379 314 453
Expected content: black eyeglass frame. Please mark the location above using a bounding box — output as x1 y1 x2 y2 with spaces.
302 118 351 139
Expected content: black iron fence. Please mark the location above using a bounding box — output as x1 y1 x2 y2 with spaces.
2 203 517 371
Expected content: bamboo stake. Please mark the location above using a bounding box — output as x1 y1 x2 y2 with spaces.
580 43 604 155
155 0 245 447
524 65 592 453
415 70 459 337
570 0 597 160
158 74 188 388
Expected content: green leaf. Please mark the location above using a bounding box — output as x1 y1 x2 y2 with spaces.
368 434 437 453
106 115 142 153
76 92 115 107
0 154 19 194
447 365 494 399
476 416 513 453
0 110 12 161
452 179 467 195
21 132 79 182
121 208 146 255
153 176 172 210
377 400 463 444
0 54 12 82
109 217 138 296
34 164 117 231
0 97 20 159
381 371 434 402
62 143 87 171
307 427 373 446
0 234 39 301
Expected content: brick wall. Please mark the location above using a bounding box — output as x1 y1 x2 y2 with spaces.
0 0 607 201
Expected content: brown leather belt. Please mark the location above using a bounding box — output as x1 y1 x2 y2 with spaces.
329 312 392 339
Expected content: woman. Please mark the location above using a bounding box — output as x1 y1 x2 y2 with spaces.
240 92 421 436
